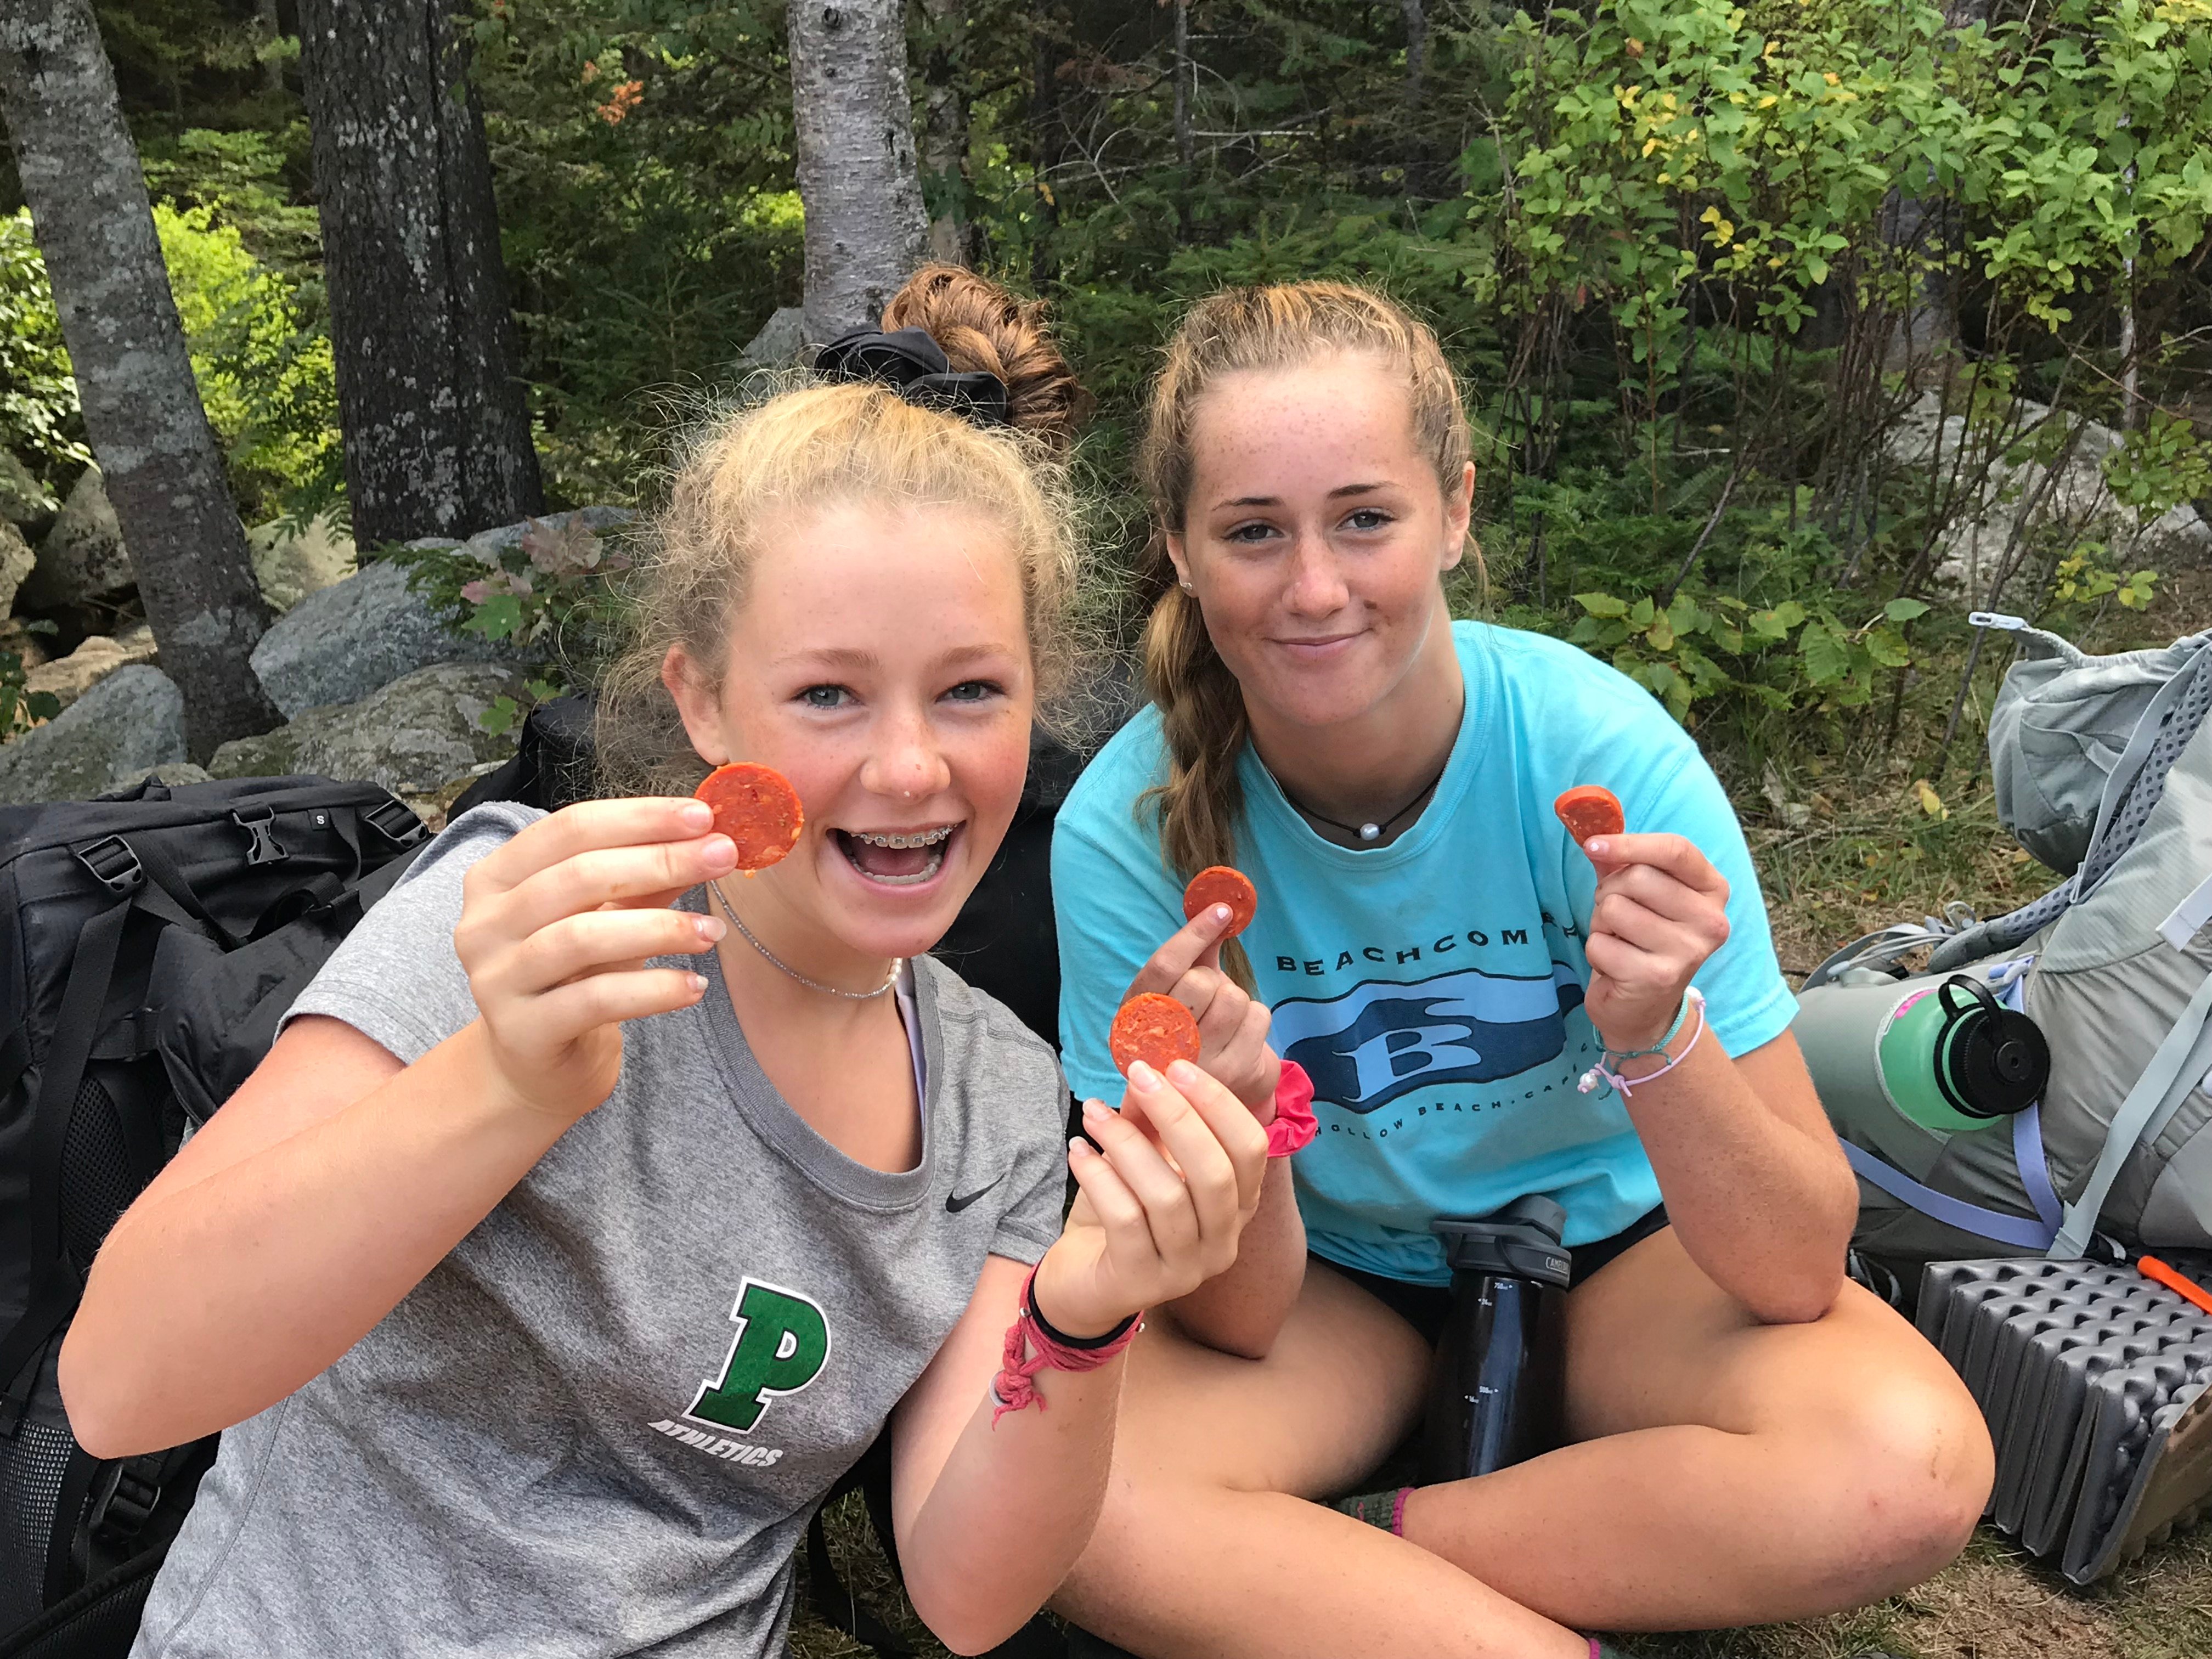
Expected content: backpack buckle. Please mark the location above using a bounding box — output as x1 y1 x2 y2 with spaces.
231 806 287 866
86 1455 164 1545
362 795 428 848
75 834 144 895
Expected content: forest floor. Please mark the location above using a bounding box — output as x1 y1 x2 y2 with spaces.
783 568 2212 1659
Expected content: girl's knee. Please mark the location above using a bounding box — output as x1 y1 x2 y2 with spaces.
1810 1378 1993 1594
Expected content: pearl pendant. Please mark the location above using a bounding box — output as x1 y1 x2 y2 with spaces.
1358 822 1381 841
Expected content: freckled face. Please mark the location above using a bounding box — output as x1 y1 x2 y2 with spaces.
666 500 1032 964
1171 353 1469 732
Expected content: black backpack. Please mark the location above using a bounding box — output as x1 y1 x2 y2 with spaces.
0 775 430 1658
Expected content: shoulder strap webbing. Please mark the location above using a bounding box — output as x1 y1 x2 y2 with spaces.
0 900 131 1420
1842 1116 2062 1252
2050 967 2212 1258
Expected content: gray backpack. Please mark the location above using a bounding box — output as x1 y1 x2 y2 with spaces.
1798 617 2212 1270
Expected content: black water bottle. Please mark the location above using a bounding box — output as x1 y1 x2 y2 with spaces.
1421 1196 1573 1483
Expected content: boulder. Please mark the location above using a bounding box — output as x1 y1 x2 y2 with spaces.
249 511 357 614
19 466 134 615
0 521 33 617
0 664 185 805
0 449 52 532
1887 393 2212 595
455 504 633 567
26 622 158 713
208 662 526 802
250 510 627 718
250 556 520 719
741 307 809 370
106 761 213 793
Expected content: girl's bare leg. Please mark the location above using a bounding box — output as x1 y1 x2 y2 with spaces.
1057 1234 1991 1654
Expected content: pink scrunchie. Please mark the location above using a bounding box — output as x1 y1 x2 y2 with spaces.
1267 1060 1318 1158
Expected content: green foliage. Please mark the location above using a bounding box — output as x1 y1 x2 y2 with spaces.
0 641 62 741
0 211 89 485
388 516 635 696
153 200 341 520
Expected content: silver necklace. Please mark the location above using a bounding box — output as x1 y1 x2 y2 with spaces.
708 879 901 1000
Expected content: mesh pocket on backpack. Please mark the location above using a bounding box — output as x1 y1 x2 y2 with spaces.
61 1077 138 1278
0 1419 74 1628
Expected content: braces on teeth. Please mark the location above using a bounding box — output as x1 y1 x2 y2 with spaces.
851 827 953 850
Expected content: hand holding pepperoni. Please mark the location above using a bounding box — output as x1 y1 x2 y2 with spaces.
1035 1056 1271 1338
1556 787 1731 1054
452 799 736 1125
1124 892 1280 1116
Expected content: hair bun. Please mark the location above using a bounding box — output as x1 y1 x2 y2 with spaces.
880 264 1093 450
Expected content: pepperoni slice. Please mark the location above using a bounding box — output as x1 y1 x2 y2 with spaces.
1182 865 1259 937
1109 993 1202 1076
696 762 804 872
1554 785 1624 849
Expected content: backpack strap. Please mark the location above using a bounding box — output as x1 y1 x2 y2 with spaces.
0 898 132 1422
2048 967 2212 1259
1842 1130 2062 1252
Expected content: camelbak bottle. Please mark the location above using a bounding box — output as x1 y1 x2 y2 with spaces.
1421 1195 1572 1484
1793 972 2050 1137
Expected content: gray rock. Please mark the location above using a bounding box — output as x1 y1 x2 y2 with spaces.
106 761 213 793
0 450 53 531
209 662 526 800
249 511 357 614
741 307 809 369
20 466 134 614
0 664 185 804
0 521 33 617
251 510 628 718
455 505 633 567
1886 392 2212 596
26 622 158 713
250 557 518 719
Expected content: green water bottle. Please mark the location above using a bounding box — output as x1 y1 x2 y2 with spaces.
1796 972 2052 1155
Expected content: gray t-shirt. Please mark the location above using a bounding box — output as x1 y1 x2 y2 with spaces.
133 804 1069 1659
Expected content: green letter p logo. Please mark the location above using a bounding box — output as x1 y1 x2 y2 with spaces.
686 1279 831 1434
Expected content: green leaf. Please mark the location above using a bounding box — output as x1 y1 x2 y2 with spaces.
1865 624 1912 668
1576 591 1631 618
1770 599 1808 630
465 595 524 641
1628 596 1657 627
1883 597 1932 622
478 695 520 736
1799 621 1854 685
24 691 59 722
1646 610 1676 651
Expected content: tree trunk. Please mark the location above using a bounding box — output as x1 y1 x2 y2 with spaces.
0 0 282 759
1401 0 1426 115
1172 0 1193 171
918 0 971 266
295 0 542 548
256 0 283 93
789 0 927 341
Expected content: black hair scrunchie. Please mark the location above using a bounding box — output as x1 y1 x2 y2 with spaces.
812 326 1012 429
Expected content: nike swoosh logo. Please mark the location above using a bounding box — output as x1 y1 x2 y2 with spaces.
946 1170 1008 1213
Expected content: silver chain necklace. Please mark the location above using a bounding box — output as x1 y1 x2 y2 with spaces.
708 879 901 1000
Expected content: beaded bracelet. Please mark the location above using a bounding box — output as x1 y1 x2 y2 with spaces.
1577 986 1707 1099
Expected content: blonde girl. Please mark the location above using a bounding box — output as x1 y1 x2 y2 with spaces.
61 269 1268 1659
1049 282 1993 1658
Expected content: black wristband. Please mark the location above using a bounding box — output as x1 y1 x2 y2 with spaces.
1025 1274 1139 1351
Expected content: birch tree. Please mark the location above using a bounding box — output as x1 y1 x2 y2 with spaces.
0 0 282 758
789 0 927 340
295 0 543 547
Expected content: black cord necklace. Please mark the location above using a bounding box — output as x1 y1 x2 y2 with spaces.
1271 758 1450 845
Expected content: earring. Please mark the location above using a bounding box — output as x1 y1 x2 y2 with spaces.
1178 579 1194 592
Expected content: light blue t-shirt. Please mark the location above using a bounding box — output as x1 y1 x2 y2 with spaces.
1052 621 1797 1285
